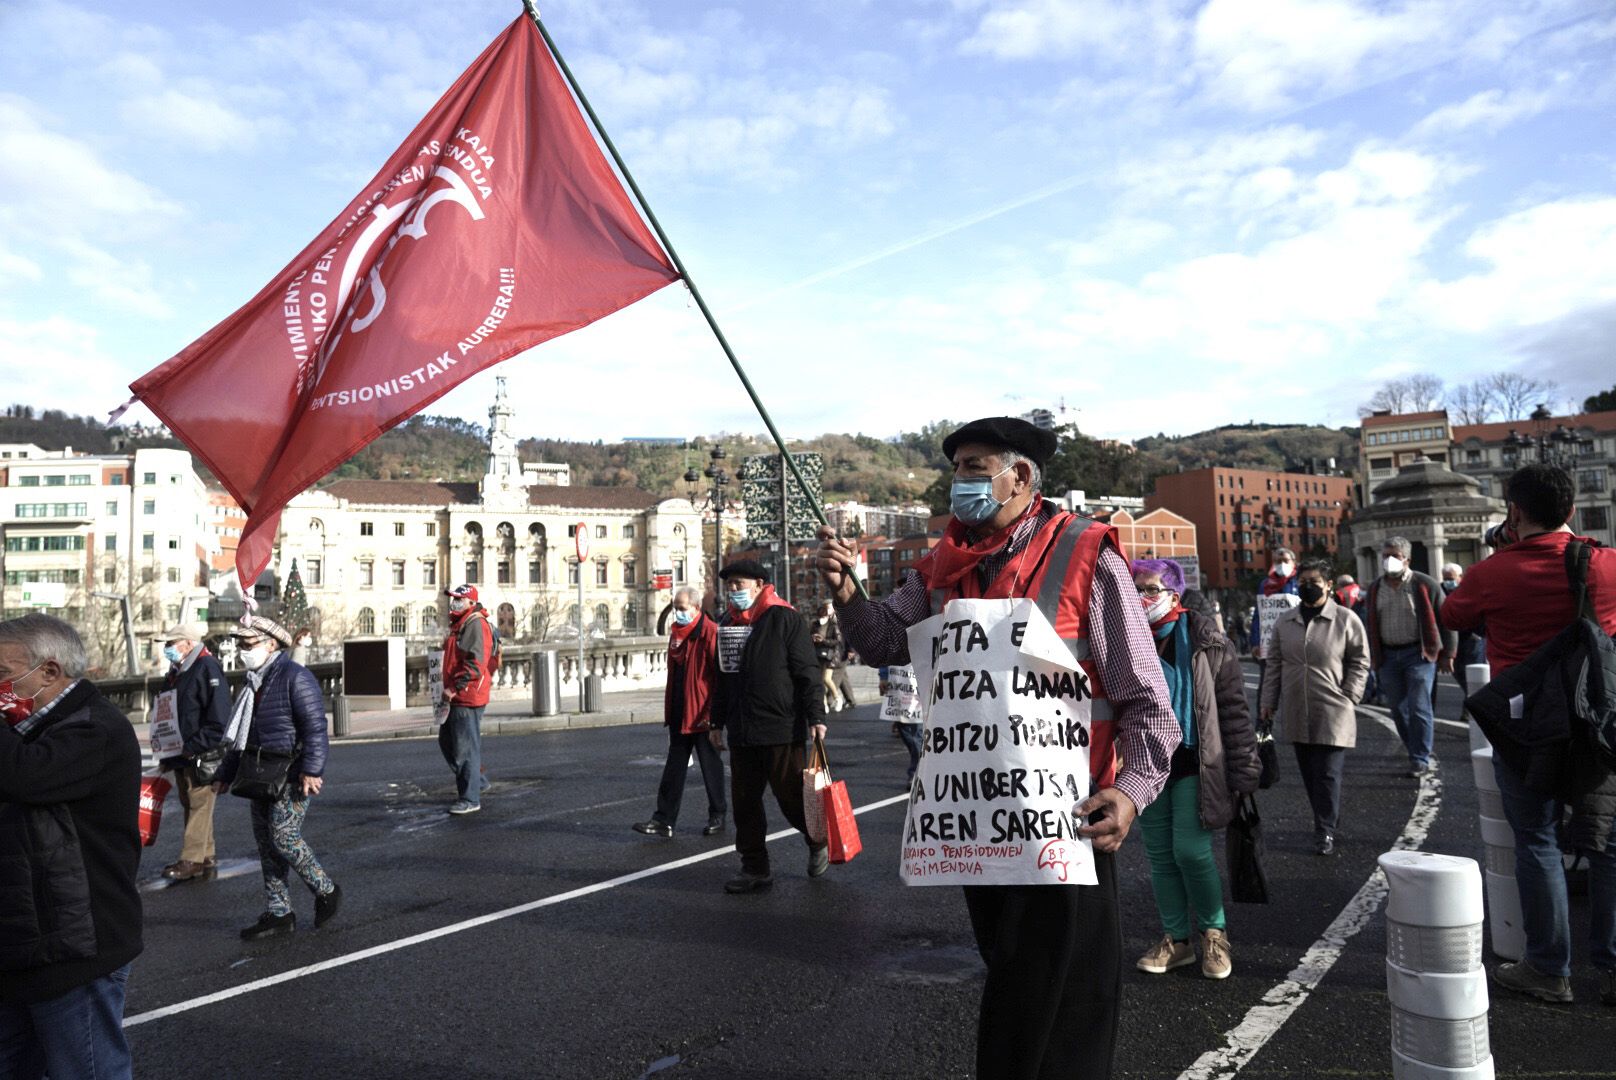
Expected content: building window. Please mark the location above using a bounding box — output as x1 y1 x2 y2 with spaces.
391 560 406 587
360 559 374 587
567 560 580 585
357 607 375 634
594 603 610 630
622 524 636 539
18 476 38 486
69 474 90 486
1577 469 1607 493
421 609 439 635
141 533 154 551
394 522 405 536
623 601 639 631
139 604 154 621
529 559 543 585
673 557 686 584
465 560 479 584
1581 506 1610 531
422 560 437 587
595 559 609 586
594 525 607 539
425 522 437 537
105 501 118 514
390 606 408 634
167 537 178 550
622 561 636 586
307 558 323 586
103 568 116 585
567 524 578 538
142 472 156 484
104 534 116 551
356 521 374 537
166 567 180 583
167 605 181 623
498 559 512 585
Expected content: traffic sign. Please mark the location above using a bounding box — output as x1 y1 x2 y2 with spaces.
574 521 589 561
653 569 673 590
19 583 68 608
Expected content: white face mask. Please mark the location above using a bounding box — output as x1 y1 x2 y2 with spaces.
1142 593 1175 624
1383 555 1406 576
450 599 470 614
1272 562 1294 579
240 645 271 671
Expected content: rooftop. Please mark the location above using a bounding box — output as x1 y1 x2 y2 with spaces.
1360 410 1448 429
321 479 664 511
1452 410 1616 444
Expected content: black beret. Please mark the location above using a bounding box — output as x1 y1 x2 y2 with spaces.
718 558 771 583
942 416 1058 468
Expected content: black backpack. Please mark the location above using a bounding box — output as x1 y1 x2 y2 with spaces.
1467 540 1616 768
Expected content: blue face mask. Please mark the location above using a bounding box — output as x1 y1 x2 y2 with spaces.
163 644 185 665
950 465 1012 526
672 609 695 626
728 590 754 611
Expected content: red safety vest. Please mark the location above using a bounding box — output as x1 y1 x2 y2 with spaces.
917 508 1122 792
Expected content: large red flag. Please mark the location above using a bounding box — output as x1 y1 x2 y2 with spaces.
130 16 679 588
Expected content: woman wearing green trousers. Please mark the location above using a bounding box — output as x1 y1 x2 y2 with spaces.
1131 558 1263 979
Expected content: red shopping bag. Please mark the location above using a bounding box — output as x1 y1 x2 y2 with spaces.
824 778 862 864
139 774 172 847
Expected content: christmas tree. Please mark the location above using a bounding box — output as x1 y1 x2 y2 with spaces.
282 559 311 634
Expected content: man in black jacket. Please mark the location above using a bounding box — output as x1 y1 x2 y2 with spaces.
155 620 230 882
0 613 142 1079
708 560 828 893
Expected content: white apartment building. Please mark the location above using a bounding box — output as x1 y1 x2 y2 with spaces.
272 380 706 646
0 444 214 672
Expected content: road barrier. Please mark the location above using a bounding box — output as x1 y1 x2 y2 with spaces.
1471 747 1526 962
1380 851 1494 1079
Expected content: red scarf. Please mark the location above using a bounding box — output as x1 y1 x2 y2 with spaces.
919 498 1043 593
1148 601 1183 630
669 611 704 648
725 584 790 625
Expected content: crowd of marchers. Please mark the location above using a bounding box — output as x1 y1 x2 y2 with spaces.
2 418 1612 1080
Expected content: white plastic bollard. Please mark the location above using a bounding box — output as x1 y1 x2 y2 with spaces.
1471 747 1526 962
1379 852 1494 1080
1465 663 1490 751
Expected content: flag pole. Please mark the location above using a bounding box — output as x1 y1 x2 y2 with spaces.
522 2 869 602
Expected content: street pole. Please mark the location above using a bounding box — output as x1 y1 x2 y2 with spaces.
524 5 867 601
778 454 791 604
576 569 585 712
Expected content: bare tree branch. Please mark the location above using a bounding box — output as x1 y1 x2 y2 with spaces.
1445 380 1497 425
1484 372 1558 421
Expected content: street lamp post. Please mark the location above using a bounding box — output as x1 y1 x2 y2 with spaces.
1503 404 1581 469
685 444 730 614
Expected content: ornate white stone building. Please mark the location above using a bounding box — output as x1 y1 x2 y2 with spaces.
272 380 705 646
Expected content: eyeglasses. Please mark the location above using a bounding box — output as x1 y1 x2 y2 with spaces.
1136 585 1169 597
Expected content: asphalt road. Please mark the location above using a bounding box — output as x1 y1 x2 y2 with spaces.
125 667 1614 1079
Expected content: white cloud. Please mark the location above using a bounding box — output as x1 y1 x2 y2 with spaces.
1417 196 1616 333
0 315 141 417
118 88 276 153
52 239 172 319
1408 85 1557 138
0 95 183 236
960 0 1185 61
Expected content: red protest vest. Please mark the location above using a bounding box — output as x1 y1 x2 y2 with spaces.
915 509 1122 792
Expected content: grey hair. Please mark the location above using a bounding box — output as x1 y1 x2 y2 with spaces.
0 613 89 678
673 586 700 605
997 449 1043 492
1442 562 1463 577
1383 535 1412 558
1273 547 1296 562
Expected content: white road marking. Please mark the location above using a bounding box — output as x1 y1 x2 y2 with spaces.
124 792 911 1029
1176 714 1442 1080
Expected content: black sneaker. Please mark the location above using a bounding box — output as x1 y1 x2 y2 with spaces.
703 814 726 836
1316 834 1335 856
724 871 773 894
632 820 674 838
240 911 296 940
314 883 343 929
1494 961 1573 1003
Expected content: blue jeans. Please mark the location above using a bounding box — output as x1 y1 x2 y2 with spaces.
897 723 923 781
438 705 484 804
1493 755 1616 977
0 965 132 1080
1377 645 1435 768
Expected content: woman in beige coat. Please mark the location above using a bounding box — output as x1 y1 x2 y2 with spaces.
1259 559 1369 856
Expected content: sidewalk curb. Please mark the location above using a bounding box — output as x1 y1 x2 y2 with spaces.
333 710 655 742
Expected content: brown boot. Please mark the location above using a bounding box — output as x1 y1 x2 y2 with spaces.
162 860 208 882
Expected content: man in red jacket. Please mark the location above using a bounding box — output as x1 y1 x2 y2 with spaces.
440 584 494 816
1442 463 1616 1007
632 587 726 839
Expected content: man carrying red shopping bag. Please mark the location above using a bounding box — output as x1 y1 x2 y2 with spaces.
818 418 1178 1080
0 614 143 1078
807 735 862 864
708 560 829 894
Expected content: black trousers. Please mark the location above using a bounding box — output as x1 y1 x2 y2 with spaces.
730 743 821 875
1293 742 1347 838
964 851 1121 1080
653 728 727 826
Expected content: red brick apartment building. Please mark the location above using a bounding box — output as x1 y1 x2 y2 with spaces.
1147 467 1354 589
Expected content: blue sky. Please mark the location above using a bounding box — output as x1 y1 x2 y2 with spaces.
2 0 1613 446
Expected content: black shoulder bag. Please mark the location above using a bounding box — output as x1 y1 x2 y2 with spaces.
230 744 299 801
